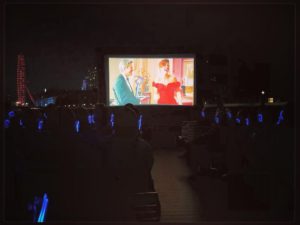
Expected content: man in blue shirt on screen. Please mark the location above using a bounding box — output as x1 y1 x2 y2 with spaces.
113 59 140 105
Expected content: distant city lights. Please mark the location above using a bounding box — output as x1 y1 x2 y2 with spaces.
268 97 274 103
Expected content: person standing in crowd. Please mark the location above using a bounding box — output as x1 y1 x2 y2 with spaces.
108 103 154 192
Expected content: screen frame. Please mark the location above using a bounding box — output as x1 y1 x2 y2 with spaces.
103 53 198 107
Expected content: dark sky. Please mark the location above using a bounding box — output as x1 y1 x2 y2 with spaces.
5 3 295 101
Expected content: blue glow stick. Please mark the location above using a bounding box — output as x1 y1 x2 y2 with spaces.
214 116 220 124
276 110 284 125
38 119 44 131
37 194 48 223
236 118 241 124
245 118 250 126
88 114 92 125
226 111 232 119
4 119 10 128
258 113 263 123
138 115 143 131
75 120 80 133
87 114 96 124
200 110 205 118
110 113 114 128
8 111 15 118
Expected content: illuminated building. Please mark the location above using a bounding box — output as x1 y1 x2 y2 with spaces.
81 79 87 90
84 66 97 90
35 96 57 107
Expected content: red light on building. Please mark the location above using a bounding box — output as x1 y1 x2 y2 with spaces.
17 53 26 106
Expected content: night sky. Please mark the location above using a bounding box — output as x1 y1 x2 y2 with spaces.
5 2 295 101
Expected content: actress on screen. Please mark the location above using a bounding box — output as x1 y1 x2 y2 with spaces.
152 59 182 105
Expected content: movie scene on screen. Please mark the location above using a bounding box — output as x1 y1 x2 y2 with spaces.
107 56 195 106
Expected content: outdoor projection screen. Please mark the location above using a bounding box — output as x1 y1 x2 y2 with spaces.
106 55 195 106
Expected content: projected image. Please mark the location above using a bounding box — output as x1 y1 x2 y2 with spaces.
108 57 195 106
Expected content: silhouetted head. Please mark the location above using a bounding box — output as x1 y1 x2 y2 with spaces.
114 104 140 138
95 103 108 128
124 103 140 117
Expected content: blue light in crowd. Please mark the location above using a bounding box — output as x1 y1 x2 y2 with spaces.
38 119 44 131
91 114 95 124
110 113 114 128
43 113 47 119
8 111 15 118
226 111 232 119
245 118 250 126
235 118 241 124
30 196 40 222
19 119 24 127
4 119 10 128
37 193 48 223
276 110 284 125
214 116 220 124
88 114 96 125
88 114 92 125
201 110 205 118
138 115 143 131
258 113 263 123
75 120 80 133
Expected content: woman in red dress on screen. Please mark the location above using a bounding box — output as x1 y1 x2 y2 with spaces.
152 59 182 105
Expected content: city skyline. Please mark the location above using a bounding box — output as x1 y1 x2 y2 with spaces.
4 3 294 103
